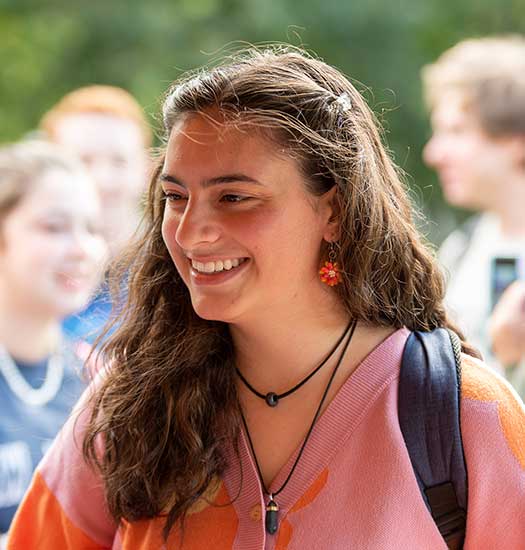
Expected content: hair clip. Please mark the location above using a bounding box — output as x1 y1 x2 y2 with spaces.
335 92 352 111
330 92 352 128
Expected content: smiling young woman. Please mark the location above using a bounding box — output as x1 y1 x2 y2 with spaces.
159 111 342 326
7 46 525 550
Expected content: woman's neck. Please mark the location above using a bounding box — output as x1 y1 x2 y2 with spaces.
230 298 351 394
0 307 61 363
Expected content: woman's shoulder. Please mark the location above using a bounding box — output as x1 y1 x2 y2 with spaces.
461 353 525 409
460 353 525 466
458 354 525 547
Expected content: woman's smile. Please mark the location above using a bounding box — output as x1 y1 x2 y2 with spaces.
188 256 250 286
190 256 247 274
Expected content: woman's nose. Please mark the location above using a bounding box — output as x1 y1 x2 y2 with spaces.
173 199 221 250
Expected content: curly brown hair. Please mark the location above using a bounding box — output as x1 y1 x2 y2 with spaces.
83 45 478 540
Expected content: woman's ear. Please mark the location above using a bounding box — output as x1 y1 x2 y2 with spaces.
321 186 341 242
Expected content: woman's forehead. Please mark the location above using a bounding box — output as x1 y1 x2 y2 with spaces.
164 113 289 176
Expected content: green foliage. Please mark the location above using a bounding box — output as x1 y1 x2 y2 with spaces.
0 0 522 241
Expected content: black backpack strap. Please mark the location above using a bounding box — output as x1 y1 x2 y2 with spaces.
398 328 467 549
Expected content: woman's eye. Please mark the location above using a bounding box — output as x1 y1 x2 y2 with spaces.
221 194 247 203
163 191 186 202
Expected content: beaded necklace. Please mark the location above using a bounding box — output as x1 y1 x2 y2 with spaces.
0 344 64 407
235 320 352 407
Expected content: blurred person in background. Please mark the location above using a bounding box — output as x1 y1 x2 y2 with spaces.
0 141 107 544
40 85 152 343
422 36 525 391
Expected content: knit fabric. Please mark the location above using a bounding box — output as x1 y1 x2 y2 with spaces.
7 329 525 549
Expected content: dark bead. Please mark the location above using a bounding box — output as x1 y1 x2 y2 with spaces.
265 392 279 407
265 499 279 534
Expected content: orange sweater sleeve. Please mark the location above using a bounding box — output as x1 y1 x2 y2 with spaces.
7 471 108 549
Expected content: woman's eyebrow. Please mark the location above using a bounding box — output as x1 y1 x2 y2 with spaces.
159 173 264 188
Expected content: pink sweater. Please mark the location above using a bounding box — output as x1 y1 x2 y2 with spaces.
7 328 525 549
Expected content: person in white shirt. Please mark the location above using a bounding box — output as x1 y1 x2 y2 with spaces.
422 36 525 394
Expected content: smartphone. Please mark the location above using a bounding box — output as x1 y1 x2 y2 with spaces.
490 256 525 310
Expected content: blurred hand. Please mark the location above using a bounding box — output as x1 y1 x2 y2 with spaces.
490 281 525 366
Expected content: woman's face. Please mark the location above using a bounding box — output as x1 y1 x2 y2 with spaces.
160 112 337 325
0 168 108 320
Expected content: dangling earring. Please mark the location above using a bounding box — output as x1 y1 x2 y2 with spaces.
319 241 342 287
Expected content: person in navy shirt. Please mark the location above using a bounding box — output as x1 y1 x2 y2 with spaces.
0 140 107 539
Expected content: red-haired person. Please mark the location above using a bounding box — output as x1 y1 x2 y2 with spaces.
40 86 152 343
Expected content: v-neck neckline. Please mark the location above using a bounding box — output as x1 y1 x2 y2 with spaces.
222 327 410 523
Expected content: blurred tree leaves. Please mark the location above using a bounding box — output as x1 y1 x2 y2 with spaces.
1 0 523 241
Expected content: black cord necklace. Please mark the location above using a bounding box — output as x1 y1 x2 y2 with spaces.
235 319 353 407
240 319 358 535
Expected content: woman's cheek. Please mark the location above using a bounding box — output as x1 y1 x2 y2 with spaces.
161 216 187 274
161 213 177 252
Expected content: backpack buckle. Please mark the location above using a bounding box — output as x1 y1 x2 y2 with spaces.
425 482 466 549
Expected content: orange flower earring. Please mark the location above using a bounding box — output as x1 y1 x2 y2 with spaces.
319 242 342 287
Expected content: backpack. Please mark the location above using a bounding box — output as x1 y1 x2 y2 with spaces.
398 328 467 550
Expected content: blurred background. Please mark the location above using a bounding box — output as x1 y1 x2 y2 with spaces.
1 0 522 244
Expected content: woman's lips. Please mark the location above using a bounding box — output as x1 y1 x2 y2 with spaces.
189 258 250 286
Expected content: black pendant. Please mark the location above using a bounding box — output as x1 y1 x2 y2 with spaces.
265 392 279 407
265 498 279 534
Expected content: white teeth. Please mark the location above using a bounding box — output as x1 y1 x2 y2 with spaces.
191 258 244 273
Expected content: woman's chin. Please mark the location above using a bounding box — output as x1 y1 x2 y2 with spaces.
194 308 231 323
191 299 239 324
